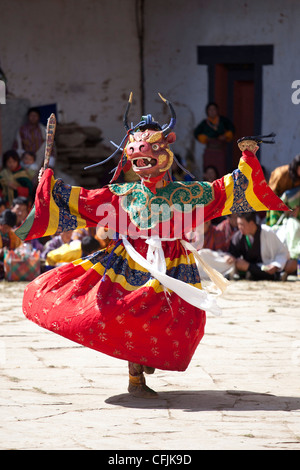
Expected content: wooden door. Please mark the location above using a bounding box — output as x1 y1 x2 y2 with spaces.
228 68 255 169
214 64 255 171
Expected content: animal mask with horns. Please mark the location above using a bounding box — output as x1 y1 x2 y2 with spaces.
84 93 182 186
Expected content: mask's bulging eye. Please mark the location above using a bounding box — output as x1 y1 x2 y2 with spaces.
152 144 160 151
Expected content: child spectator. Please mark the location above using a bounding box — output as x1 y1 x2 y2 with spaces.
21 151 39 180
0 210 21 253
0 210 22 278
0 150 34 205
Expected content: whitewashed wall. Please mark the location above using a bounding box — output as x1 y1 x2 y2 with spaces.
143 0 300 175
1 0 299 176
0 0 142 149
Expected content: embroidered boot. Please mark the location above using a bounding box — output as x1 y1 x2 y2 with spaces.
128 362 157 398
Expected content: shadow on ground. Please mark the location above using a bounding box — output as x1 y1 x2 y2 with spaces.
105 389 300 412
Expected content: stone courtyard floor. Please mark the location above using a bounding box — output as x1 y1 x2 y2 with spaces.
0 278 299 450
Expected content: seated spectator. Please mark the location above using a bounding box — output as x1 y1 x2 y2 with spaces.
216 214 238 250
41 230 74 260
45 232 101 267
227 212 292 281
11 196 30 227
267 186 300 276
190 220 235 280
0 209 22 259
268 154 300 197
45 238 82 267
203 165 219 183
72 228 89 241
202 220 228 251
81 235 101 257
11 196 45 253
0 150 34 205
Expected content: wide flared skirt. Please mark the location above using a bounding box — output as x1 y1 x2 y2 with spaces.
23 239 206 371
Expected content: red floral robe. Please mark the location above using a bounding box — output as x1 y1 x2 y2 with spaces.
16 151 288 371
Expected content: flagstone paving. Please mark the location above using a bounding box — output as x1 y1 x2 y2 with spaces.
0 279 299 450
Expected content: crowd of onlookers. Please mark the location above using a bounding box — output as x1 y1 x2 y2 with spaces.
195 211 297 283
0 193 111 280
0 105 110 279
197 154 300 282
0 175 299 283
0 104 299 282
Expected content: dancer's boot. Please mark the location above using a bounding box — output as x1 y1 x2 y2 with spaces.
128 362 157 398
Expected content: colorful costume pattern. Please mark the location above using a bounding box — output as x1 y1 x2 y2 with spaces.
16 150 288 372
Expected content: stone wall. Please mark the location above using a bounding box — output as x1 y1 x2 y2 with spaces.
1 0 299 177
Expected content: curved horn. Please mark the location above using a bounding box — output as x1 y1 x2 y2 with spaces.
158 92 176 136
84 133 128 170
123 91 133 131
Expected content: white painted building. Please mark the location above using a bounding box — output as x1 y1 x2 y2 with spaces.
0 0 299 179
